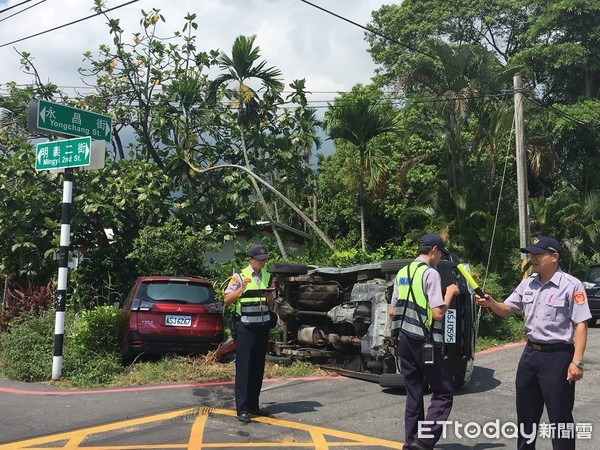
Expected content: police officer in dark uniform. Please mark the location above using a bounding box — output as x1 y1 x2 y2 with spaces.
476 235 591 450
224 244 275 423
390 234 460 450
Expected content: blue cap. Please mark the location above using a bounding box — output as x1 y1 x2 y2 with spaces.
418 233 449 255
248 244 269 260
520 235 561 256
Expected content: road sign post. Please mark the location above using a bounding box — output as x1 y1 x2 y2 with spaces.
34 100 112 142
35 136 92 171
27 100 110 380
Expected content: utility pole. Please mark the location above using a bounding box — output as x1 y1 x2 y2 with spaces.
514 73 531 277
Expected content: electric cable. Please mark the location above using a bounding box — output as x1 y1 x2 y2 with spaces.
0 0 46 23
474 115 515 343
0 0 37 15
0 0 140 48
525 93 598 127
297 0 463 71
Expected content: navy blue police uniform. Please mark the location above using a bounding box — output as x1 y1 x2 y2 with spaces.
224 244 274 423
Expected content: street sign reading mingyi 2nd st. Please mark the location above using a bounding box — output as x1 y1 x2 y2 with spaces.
35 136 92 171
36 100 112 143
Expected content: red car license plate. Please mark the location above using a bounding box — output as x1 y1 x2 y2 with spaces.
165 315 192 327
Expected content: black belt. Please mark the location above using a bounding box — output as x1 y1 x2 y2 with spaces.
527 340 573 351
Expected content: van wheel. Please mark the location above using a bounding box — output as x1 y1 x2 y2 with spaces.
268 263 309 275
452 360 472 389
380 259 413 275
266 354 293 366
379 372 405 389
120 344 133 366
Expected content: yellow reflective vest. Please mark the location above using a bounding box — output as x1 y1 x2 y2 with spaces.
236 266 272 327
391 261 443 343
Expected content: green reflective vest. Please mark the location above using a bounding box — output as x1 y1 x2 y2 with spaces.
391 261 442 342
236 266 272 326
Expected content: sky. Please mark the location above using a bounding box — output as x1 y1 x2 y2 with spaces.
0 0 393 113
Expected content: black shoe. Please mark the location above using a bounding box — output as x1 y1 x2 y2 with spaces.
248 408 271 416
408 441 433 450
237 413 251 423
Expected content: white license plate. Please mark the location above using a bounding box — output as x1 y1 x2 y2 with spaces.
165 315 192 327
444 309 456 343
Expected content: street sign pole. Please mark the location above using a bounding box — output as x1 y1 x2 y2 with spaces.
52 168 73 380
27 100 109 380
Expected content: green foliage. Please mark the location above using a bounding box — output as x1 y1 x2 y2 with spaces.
126 217 215 277
1 3 599 372
68 306 121 354
0 306 124 385
478 310 526 343
0 309 58 381
62 350 122 387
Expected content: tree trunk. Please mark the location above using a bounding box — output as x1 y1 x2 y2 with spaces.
239 124 289 260
188 163 336 251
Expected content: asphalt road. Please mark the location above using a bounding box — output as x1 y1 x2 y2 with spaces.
0 327 598 449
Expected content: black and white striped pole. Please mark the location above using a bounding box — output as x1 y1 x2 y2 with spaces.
52 168 73 380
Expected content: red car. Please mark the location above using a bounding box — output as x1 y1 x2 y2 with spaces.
119 276 224 364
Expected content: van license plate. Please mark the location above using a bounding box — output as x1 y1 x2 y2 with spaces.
444 309 456 343
165 315 192 327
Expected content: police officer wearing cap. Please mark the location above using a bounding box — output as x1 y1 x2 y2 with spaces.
476 235 591 450
389 233 460 450
224 244 275 423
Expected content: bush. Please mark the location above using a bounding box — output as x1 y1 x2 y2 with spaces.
62 306 123 386
0 305 124 385
126 217 216 277
0 282 53 332
0 309 64 381
68 306 121 354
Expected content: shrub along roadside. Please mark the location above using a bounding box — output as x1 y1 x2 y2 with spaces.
0 307 124 385
1 304 526 388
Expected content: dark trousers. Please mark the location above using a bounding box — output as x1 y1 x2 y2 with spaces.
396 332 454 449
516 344 575 450
234 322 269 415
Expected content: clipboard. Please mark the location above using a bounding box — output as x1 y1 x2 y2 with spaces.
239 288 275 298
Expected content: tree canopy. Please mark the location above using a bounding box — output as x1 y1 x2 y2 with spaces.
0 1 599 308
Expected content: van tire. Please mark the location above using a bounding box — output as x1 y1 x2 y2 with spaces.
378 372 405 389
268 263 309 275
380 259 413 275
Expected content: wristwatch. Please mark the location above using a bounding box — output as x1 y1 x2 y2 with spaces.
571 360 584 368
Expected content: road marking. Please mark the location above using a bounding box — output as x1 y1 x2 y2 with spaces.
0 406 404 449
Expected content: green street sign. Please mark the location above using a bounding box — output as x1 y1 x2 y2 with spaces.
35 137 92 171
36 100 112 142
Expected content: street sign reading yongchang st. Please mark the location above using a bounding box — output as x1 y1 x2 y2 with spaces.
32 100 112 142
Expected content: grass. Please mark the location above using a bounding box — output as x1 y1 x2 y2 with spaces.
48 351 335 389
475 335 525 352
46 335 526 389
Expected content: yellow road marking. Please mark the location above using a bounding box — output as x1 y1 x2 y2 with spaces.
0 407 404 450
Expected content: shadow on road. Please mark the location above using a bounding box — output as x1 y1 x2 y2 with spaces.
262 400 324 415
380 366 502 397
455 366 501 396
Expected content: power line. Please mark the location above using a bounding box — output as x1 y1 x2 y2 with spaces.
297 0 461 71
525 94 596 127
0 0 46 23
0 0 140 48
0 0 37 15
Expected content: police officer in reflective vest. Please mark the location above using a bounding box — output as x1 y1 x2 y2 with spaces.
224 244 275 423
390 234 459 450
476 236 590 450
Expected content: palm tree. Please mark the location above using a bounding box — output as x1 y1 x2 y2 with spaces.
208 35 289 258
323 93 398 251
